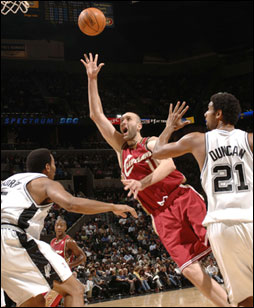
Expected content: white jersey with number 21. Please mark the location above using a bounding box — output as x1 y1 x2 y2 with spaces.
201 129 253 226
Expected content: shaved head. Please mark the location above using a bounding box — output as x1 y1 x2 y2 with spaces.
133 113 141 124
121 112 141 124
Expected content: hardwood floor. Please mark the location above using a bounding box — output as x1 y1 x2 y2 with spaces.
87 287 217 307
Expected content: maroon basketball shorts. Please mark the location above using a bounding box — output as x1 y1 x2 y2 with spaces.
151 185 211 272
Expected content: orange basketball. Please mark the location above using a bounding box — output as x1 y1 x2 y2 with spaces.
78 7 106 36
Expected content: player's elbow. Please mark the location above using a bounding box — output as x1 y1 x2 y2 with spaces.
62 196 78 213
90 112 102 124
89 112 96 121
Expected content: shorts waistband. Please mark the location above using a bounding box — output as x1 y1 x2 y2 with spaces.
164 185 187 207
1 223 26 234
179 184 204 201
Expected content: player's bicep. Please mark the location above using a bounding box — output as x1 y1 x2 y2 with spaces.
45 180 73 210
153 135 194 159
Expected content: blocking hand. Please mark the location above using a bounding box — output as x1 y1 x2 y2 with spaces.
80 53 104 79
166 101 190 131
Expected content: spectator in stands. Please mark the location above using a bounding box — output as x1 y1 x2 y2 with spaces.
90 268 109 299
166 263 182 288
128 266 143 294
149 240 157 257
205 259 224 284
143 265 160 291
134 267 151 293
122 268 136 295
123 252 135 263
157 265 171 290
108 269 131 296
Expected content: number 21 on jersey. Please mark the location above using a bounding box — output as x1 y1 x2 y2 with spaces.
212 162 249 193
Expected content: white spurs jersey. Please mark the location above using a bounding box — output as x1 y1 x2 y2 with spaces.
1 173 53 239
201 129 253 226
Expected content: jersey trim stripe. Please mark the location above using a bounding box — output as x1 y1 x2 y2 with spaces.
17 232 61 288
179 246 212 272
145 137 152 152
17 203 38 230
200 132 209 180
244 132 253 157
144 137 160 168
179 184 205 201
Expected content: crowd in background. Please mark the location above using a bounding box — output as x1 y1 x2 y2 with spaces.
1 69 252 156
1 145 203 190
1 69 252 119
42 203 223 303
1 66 251 305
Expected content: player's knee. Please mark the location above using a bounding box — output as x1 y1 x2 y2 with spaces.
65 277 84 297
182 262 200 280
70 280 84 297
182 265 193 278
53 276 83 298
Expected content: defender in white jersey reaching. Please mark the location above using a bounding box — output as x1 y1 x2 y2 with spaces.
151 93 253 307
1 148 137 307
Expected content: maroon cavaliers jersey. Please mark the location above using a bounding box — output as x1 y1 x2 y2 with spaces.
50 235 74 267
121 137 185 214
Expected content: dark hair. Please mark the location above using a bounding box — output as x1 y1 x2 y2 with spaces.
56 216 66 224
210 92 241 125
26 148 52 173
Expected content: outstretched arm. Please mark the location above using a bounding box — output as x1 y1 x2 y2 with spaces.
80 53 124 153
38 179 138 219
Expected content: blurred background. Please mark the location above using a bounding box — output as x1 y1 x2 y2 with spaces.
1 0 252 184
1 1 253 304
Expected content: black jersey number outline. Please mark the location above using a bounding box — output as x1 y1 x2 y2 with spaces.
213 163 249 193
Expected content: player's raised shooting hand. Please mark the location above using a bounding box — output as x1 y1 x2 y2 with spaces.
80 53 104 79
122 179 143 199
112 204 138 218
166 101 190 131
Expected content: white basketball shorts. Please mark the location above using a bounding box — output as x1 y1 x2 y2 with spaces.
207 221 253 306
1 225 72 306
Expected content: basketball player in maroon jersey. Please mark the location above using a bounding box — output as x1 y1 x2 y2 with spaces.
81 53 231 307
51 216 86 269
45 216 86 307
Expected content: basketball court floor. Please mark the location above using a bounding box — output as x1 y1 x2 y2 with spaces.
87 287 216 307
